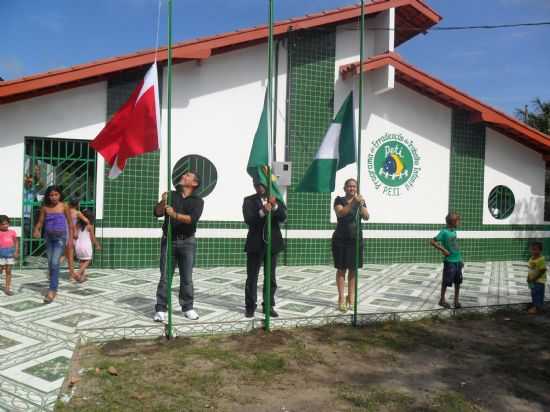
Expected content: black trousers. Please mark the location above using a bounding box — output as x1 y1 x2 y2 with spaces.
245 252 278 311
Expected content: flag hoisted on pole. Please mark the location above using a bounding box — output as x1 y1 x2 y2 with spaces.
165 0 175 339
245 0 278 330
90 63 160 179
246 91 285 204
296 92 356 193
354 0 366 327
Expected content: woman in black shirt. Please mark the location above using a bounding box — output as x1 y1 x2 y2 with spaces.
332 178 369 312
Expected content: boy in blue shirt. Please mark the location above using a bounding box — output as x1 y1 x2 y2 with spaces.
431 212 463 309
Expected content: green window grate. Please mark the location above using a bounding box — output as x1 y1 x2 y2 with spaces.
172 154 218 198
488 185 515 219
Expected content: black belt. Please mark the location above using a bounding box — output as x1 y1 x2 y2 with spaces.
162 233 194 240
174 233 193 240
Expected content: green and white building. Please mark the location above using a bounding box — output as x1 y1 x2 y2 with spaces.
1 0 549 269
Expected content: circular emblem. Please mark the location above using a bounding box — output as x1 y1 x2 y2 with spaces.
367 133 421 197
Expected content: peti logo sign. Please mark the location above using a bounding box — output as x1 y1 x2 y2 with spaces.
367 133 421 197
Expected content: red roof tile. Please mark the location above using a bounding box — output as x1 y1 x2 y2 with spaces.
0 0 440 104
340 52 550 153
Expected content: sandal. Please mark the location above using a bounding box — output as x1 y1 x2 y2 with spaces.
338 303 347 313
43 292 56 304
346 295 354 311
438 301 451 309
454 302 462 309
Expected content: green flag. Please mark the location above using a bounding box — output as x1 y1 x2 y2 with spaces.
247 91 285 203
296 92 356 192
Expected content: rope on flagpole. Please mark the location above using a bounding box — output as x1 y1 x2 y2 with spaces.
353 0 365 328
153 0 162 63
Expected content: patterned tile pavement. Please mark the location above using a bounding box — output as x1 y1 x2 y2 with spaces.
0 261 545 411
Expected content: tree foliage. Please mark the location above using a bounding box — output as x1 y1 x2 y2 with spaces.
515 98 550 135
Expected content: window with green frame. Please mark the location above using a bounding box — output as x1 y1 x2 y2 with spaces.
488 185 515 219
172 154 217 198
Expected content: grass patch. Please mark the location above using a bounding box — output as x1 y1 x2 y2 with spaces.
430 390 483 412
338 386 415 411
57 311 550 412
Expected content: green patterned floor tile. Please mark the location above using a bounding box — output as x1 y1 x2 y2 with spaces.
22 356 70 382
398 279 423 285
117 296 155 307
52 313 99 328
66 288 105 296
0 335 19 350
280 276 306 282
370 299 401 307
300 269 324 274
279 303 315 313
119 279 153 286
87 272 110 279
2 300 43 312
203 277 233 284
407 272 433 278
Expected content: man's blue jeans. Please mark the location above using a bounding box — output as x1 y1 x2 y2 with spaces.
155 236 197 312
45 233 66 292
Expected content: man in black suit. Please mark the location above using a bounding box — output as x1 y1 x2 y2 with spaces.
242 181 287 318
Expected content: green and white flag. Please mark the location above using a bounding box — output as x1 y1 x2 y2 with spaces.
247 90 285 203
297 92 356 192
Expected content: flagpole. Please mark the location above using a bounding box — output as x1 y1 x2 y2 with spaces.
353 0 365 327
165 0 174 339
264 0 275 332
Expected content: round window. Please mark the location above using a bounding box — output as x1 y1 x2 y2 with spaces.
488 185 515 219
172 154 217 198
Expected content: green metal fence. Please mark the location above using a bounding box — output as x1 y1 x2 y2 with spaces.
21 137 97 268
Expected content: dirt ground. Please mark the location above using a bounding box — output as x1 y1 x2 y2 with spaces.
56 310 550 412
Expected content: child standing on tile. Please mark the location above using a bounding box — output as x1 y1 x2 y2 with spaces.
74 210 101 283
33 186 74 304
431 212 463 309
65 198 90 281
0 215 19 296
527 241 546 315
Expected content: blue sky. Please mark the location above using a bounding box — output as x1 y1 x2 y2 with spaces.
1 0 549 115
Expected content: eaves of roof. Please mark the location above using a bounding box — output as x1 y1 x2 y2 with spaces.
0 0 440 105
340 52 550 154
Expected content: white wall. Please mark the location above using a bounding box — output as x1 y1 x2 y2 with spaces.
483 128 546 224
333 24 451 224
159 42 287 222
335 82 452 224
0 83 107 218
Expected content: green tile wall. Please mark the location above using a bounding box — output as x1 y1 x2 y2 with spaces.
285 28 336 232
448 110 486 230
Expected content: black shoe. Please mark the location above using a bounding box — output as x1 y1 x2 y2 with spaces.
245 309 255 318
262 306 279 318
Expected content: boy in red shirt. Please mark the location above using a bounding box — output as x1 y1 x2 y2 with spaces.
0 215 19 295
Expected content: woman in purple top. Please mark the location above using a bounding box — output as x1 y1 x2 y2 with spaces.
33 186 74 303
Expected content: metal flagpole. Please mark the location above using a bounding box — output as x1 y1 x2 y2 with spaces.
353 0 365 327
264 0 275 332
165 0 174 339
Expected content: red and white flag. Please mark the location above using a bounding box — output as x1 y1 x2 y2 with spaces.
91 63 161 178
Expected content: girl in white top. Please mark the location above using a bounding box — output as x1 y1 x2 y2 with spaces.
75 210 101 282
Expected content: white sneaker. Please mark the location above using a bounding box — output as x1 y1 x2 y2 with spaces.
153 311 167 323
184 309 199 320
